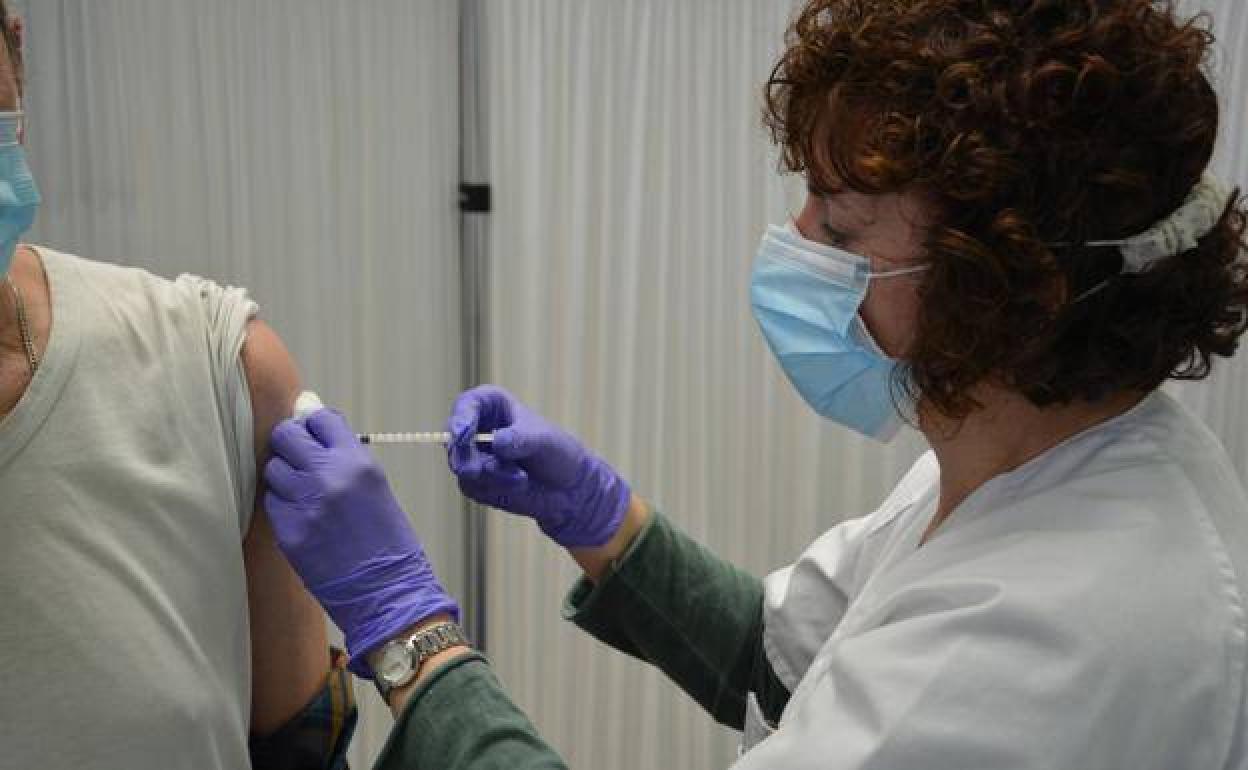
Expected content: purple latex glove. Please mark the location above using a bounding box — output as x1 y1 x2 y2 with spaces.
264 408 460 678
447 385 631 548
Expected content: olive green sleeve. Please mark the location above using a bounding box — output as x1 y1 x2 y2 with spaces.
563 511 790 728
371 511 789 770
374 652 568 770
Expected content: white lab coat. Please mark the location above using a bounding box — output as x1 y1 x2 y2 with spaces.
736 391 1248 769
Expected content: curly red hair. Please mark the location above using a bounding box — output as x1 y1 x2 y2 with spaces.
765 0 1248 418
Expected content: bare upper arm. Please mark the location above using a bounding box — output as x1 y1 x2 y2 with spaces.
242 319 301 467
240 319 332 735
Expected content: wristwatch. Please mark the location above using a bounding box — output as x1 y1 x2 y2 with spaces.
368 621 469 700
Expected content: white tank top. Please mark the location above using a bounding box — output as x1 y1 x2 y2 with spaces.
0 247 258 769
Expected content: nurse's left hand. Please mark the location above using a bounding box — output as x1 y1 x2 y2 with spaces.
264 408 460 678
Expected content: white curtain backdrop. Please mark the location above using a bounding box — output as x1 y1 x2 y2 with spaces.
17 2 462 767
480 2 1248 769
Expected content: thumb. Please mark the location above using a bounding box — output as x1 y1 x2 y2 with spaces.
270 418 325 470
305 409 361 449
450 385 517 436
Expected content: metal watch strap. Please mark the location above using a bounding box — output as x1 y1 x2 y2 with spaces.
374 621 469 700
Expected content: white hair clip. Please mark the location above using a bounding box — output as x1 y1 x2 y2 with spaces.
1086 172 1232 273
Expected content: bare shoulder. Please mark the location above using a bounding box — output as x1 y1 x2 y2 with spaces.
239 319 301 463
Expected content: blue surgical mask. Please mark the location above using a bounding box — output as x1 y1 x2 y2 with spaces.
749 223 927 441
0 110 40 278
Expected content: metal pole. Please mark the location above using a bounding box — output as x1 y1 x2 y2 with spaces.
458 0 491 653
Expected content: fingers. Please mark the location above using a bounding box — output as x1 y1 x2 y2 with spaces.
456 388 550 463
263 455 308 501
457 475 526 512
450 446 528 488
448 385 517 442
270 418 326 470
304 408 361 449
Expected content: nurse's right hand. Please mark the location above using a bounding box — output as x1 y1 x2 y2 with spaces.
447 385 631 548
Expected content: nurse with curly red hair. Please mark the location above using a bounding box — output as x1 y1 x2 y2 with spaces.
265 2 1248 767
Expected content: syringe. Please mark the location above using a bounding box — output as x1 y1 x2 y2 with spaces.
357 431 494 445
292 391 494 447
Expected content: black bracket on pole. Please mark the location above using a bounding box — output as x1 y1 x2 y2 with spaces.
460 183 492 213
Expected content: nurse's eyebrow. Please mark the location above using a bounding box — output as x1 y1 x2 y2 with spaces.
808 180 876 228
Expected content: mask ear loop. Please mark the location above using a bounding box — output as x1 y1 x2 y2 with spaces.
868 264 929 280
1070 278 1113 304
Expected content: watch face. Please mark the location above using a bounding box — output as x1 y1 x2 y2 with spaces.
377 642 412 686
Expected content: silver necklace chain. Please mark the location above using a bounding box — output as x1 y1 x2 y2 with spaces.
5 275 38 376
